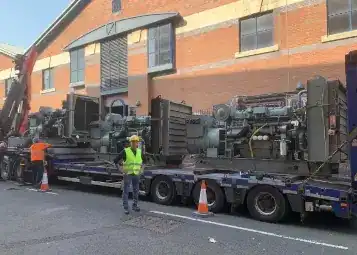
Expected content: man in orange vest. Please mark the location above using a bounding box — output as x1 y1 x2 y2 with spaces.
30 138 51 187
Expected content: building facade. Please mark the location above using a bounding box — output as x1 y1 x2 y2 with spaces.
0 0 356 114
0 44 25 98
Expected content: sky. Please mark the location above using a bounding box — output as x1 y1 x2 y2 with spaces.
0 0 71 49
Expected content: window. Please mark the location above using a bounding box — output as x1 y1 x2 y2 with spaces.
42 68 54 90
4 78 13 97
112 0 121 13
147 23 175 73
239 12 274 52
70 48 85 84
327 0 357 35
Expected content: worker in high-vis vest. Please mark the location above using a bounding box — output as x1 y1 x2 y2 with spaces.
114 135 145 215
30 138 52 187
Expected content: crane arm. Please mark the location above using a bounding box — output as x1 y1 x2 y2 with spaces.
0 47 38 140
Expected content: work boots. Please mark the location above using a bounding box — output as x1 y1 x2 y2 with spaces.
132 205 140 212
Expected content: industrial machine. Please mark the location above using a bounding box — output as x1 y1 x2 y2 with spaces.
89 113 151 153
0 90 192 181
185 77 348 176
3 44 357 225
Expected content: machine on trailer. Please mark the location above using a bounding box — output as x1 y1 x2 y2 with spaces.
185 77 348 177
88 95 192 165
3 47 357 224
45 50 357 224
1 92 193 182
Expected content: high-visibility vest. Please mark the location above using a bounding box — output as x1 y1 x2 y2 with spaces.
30 143 51 161
123 148 143 175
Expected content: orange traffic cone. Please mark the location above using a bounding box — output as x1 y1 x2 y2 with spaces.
40 167 51 192
193 180 213 217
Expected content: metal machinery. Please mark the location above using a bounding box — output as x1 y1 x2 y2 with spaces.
88 96 193 165
3 49 357 224
51 61 357 223
89 114 151 153
185 77 348 176
1 91 193 182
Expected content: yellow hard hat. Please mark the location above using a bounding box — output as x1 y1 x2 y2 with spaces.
129 135 140 142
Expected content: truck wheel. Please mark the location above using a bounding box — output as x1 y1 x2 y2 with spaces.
193 180 225 213
0 159 10 181
150 176 176 205
14 161 24 183
246 185 288 223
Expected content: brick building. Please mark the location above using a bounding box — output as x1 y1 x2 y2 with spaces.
0 44 24 98
0 0 356 114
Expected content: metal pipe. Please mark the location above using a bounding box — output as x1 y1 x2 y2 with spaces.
297 89 307 108
315 204 333 212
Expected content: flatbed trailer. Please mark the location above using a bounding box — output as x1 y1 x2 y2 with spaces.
49 158 355 223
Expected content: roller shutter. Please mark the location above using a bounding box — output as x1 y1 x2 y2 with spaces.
100 36 128 93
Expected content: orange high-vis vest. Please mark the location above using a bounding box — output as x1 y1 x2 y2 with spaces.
30 142 51 161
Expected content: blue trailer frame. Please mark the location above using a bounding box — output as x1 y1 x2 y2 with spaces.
52 158 355 219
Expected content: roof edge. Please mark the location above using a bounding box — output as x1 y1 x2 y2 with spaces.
0 51 16 59
63 12 181 51
0 44 25 58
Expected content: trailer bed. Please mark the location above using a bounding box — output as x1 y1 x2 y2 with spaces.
52 160 352 209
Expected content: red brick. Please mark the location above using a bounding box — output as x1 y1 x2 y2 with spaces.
176 26 239 69
39 0 238 58
0 54 13 71
28 1 356 113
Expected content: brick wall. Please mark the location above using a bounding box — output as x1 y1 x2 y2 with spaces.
3 0 357 113
0 54 13 71
39 0 238 58
0 54 14 100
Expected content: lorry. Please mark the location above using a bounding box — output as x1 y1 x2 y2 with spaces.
1 47 357 223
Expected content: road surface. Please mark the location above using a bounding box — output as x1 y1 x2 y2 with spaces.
0 180 357 255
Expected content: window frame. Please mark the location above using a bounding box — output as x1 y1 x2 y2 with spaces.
112 0 122 13
42 68 54 90
327 0 357 35
4 78 13 97
70 48 85 85
147 23 175 74
239 11 274 53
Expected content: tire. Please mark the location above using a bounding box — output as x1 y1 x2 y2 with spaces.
193 180 225 213
14 160 24 183
246 185 288 223
150 175 176 205
0 158 10 181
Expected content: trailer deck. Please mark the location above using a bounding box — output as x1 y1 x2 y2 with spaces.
51 159 355 222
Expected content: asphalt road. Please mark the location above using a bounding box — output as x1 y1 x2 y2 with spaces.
1 181 357 255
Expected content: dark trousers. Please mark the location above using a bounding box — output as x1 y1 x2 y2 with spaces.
32 160 44 186
122 174 140 209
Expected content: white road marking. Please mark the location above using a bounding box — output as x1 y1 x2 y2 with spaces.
40 206 69 215
26 188 59 195
150 210 349 250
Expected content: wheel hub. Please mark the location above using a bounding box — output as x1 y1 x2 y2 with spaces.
155 181 170 200
254 192 277 216
206 188 216 207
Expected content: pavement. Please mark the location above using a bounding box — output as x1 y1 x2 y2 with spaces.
1 181 357 255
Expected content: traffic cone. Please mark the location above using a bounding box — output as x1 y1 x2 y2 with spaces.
193 180 213 217
39 167 51 192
